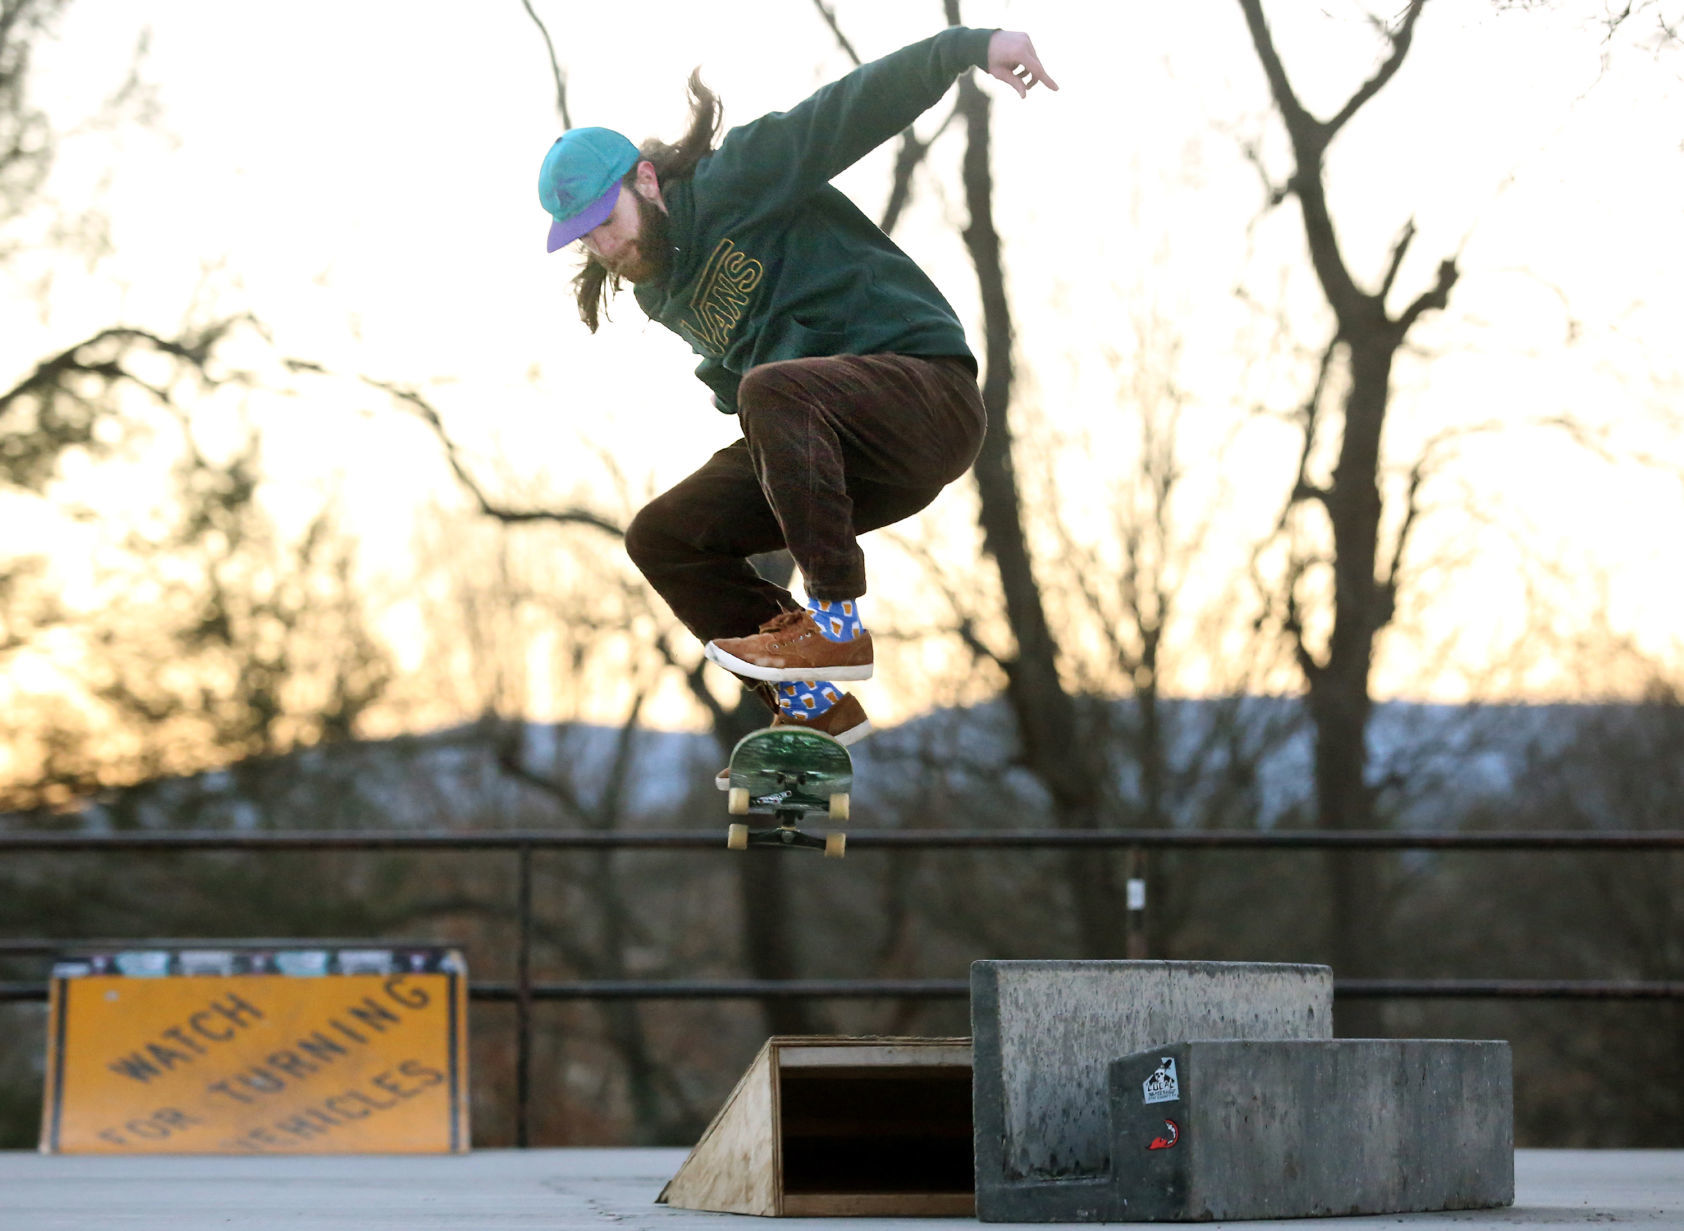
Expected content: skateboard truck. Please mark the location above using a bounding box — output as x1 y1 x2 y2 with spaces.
727 808 846 858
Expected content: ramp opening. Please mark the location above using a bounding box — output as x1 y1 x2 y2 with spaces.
779 1066 973 1197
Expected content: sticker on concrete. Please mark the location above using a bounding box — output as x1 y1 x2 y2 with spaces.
39 946 468 1155
1148 1119 1180 1150
1143 1056 1179 1104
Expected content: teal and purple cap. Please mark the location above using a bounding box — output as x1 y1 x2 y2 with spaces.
539 127 640 253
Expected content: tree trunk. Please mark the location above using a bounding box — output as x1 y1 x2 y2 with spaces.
1313 333 1393 1033
1236 0 1453 1029
949 46 1120 954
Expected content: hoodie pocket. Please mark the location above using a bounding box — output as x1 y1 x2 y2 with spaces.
781 316 850 360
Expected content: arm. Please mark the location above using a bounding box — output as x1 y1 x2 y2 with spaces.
704 26 994 203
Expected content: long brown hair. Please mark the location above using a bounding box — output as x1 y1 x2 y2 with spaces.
573 70 723 332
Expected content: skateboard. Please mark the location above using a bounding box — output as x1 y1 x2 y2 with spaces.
723 727 851 858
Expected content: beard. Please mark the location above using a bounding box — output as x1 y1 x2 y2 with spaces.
604 190 674 285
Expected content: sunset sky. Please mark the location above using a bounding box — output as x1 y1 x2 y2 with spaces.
7 0 1682 730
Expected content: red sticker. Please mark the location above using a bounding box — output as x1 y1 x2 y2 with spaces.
1148 1119 1180 1150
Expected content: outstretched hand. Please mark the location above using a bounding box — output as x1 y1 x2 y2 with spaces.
986 30 1059 98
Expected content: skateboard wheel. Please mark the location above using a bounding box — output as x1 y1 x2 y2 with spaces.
824 832 846 859
726 823 749 851
827 792 849 822
727 787 750 816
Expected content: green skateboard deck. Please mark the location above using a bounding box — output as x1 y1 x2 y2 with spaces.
723 727 852 857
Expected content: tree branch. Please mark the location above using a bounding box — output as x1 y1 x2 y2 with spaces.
1234 0 1318 145
1395 257 1460 336
1379 217 1416 304
1238 136 1292 211
880 104 959 234
520 0 572 129
808 0 861 65
366 377 625 537
592 689 648 829
1377 482 1421 627
1281 561 1325 685
1236 0 1363 316
0 319 257 495
492 722 591 821
0 320 248 419
1280 335 1340 522
880 527 1010 675
654 628 730 732
1325 0 1427 140
955 613 1009 675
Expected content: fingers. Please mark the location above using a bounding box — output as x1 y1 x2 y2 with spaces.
1025 53 1060 93
993 63 1028 98
993 61 1057 98
987 32 1060 98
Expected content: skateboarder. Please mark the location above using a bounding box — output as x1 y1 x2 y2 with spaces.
539 27 1057 755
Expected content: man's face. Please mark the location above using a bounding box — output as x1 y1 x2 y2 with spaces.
580 178 670 284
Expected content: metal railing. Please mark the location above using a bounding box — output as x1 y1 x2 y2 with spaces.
3 825 1682 1144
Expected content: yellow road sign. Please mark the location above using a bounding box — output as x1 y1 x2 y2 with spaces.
41 949 468 1154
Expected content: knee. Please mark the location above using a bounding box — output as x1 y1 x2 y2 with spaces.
737 360 814 419
624 499 676 574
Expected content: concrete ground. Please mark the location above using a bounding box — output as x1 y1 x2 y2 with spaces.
0 1149 1680 1229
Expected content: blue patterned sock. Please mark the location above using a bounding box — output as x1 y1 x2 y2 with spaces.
804 597 864 643
776 680 842 721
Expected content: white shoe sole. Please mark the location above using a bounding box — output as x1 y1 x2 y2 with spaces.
714 718 874 790
704 640 873 683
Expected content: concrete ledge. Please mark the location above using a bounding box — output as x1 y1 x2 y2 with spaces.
1109 1039 1514 1221
971 960 1332 1223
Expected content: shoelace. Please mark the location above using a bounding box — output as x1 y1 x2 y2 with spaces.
755 610 812 638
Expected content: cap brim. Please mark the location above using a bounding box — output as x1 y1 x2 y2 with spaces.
546 182 622 253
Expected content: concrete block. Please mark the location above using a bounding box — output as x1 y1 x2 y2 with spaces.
1109 1039 1514 1221
971 960 1332 1222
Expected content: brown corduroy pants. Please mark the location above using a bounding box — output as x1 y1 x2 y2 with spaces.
624 353 985 645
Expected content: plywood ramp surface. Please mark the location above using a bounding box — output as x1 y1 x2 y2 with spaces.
658 1038 781 1216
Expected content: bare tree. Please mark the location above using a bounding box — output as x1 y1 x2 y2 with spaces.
0 1 393 812
1233 0 1460 1019
0 410 394 814
1 1 192 504
931 0 1136 954
805 2 1291 956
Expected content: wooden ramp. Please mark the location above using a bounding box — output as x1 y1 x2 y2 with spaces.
657 1036 974 1217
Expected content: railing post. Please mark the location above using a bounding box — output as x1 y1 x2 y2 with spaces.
516 841 534 1148
1125 845 1148 958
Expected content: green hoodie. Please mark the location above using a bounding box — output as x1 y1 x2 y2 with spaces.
632 26 994 414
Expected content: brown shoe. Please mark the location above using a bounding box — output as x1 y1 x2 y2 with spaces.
704 610 873 683
714 693 872 790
